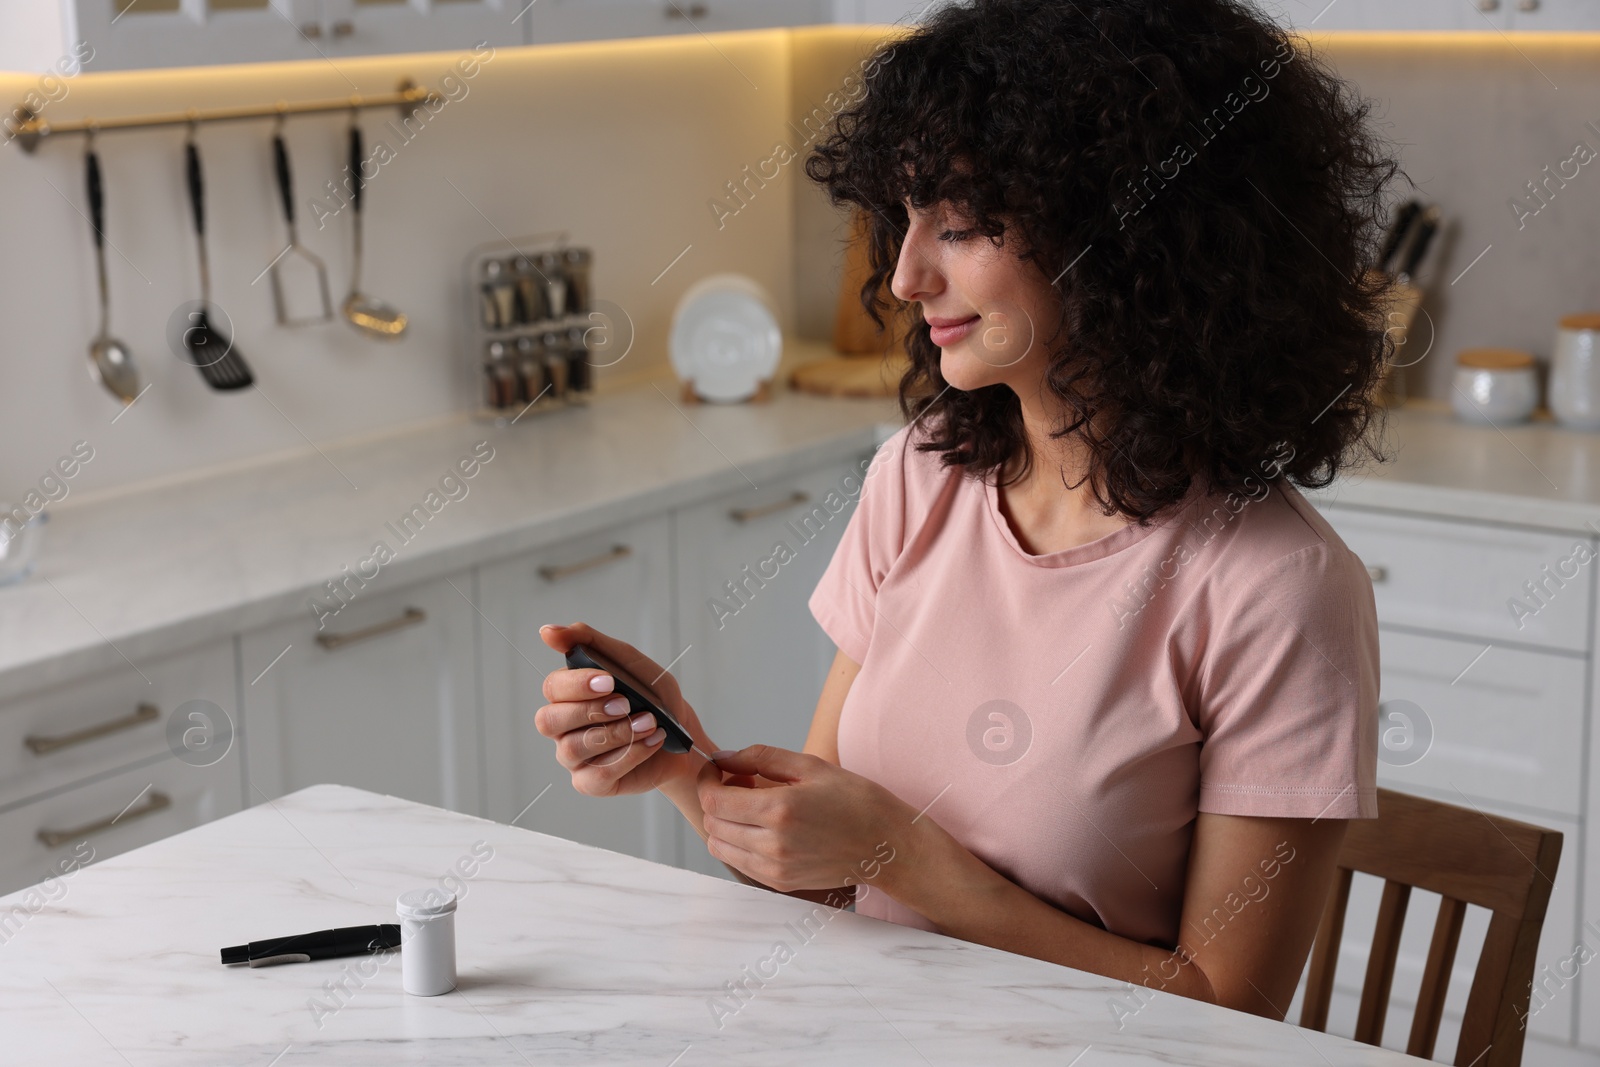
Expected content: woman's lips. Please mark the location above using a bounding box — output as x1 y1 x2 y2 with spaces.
927 314 981 347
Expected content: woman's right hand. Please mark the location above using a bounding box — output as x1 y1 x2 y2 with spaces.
535 622 714 798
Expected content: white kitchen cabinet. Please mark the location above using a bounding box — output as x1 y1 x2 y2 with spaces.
0 637 243 896
1511 0 1600 30
1375 629 1585 820
21 0 519 75
0 638 238 811
1333 507 1593 655
0 746 242 898
527 0 826 46
311 0 522 58
1255 0 1510 30
672 457 864 876
829 0 934 24
241 572 481 814
477 515 677 865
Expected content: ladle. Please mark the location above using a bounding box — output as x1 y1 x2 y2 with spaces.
341 119 407 339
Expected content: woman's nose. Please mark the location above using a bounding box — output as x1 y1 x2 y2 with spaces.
889 225 943 304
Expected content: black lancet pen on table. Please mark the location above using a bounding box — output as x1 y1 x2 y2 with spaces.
221 924 401 967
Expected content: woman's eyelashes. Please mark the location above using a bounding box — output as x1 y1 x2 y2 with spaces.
937 228 975 242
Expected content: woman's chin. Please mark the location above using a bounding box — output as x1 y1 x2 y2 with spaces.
938 345 1013 392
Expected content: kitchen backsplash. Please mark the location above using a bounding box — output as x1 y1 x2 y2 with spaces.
0 29 845 501
2 27 1599 503
790 31 1600 408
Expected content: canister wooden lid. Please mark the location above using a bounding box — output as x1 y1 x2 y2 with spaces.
1456 347 1535 370
1560 313 1600 331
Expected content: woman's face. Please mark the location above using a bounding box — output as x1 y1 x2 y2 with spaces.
889 201 1059 392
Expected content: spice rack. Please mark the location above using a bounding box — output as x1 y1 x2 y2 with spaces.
463 233 596 425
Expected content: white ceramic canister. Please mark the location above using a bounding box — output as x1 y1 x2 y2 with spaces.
1549 313 1600 430
1450 348 1538 425
397 888 457 996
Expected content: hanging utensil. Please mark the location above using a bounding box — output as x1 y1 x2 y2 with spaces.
182 129 254 390
83 139 142 404
341 120 407 339
268 121 333 327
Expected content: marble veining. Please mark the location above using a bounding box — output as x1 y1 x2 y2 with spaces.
0 785 1431 1065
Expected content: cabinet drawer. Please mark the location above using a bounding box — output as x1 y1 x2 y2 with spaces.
1375 630 1583 819
0 641 237 809
0 752 242 898
1320 506 1593 654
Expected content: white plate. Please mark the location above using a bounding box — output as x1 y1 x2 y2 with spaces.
669 274 782 403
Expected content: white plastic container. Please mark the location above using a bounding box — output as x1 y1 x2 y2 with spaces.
1450 348 1538 425
397 888 457 996
1550 314 1600 430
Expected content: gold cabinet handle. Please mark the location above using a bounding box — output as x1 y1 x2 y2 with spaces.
24 703 160 756
37 790 171 848
729 491 810 524
315 607 427 651
538 544 632 583
1365 564 1389 584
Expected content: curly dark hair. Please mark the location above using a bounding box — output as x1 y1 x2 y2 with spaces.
805 0 1400 523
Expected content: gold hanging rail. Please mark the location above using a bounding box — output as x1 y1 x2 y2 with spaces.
10 78 437 154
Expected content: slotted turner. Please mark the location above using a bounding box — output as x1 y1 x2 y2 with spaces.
182 131 254 391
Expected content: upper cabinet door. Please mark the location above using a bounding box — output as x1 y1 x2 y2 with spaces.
1510 0 1600 30
831 0 932 24
1249 0 1511 31
315 0 523 57
527 0 826 46
65 0 327 72
60 0 519 73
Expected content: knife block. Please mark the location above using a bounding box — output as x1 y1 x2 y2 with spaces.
1370 268 1424 406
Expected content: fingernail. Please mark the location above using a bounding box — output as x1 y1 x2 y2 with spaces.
603 696 628 717
711 750 738 760
589 674 614 693
644 728 667 747
631 713 656 734
539 624 556 632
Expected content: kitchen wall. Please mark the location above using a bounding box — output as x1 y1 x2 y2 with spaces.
788 30 1600 405
0 30 822 502
5 26 1600 505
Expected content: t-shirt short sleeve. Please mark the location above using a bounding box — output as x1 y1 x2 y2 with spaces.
808 427 915 666
1194 541 1380 820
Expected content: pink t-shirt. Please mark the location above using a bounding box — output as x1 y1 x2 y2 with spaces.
808 422 1379 949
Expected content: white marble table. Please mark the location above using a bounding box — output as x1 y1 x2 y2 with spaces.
0 785 1430 1066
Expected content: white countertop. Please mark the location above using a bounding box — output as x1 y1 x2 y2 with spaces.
0 380 899 702
0 784 1430 1065
9 385 1600 705
1304 400 1600 535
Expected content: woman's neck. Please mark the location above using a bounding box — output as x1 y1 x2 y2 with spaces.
994 387 1133 554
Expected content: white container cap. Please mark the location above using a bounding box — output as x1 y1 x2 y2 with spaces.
397 887 457 920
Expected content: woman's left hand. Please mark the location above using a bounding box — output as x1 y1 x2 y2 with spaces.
696 745 909 895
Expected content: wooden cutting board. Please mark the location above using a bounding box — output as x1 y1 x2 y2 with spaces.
791 351 912 397
791 211 909 397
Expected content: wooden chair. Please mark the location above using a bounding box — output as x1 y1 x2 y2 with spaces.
1298 788 1563 1067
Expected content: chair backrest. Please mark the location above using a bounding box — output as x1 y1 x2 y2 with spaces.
1299 788 1563 1066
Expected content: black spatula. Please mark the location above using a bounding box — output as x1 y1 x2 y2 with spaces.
182 132 254 391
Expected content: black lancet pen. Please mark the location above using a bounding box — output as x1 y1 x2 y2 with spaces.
221 924 401 967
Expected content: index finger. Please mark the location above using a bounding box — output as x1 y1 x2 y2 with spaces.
540 622 685 705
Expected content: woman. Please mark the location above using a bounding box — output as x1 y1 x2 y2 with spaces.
537 0 1395 1022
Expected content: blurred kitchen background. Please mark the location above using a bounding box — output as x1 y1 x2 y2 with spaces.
4 3 1600 1065
0 5 1594 494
